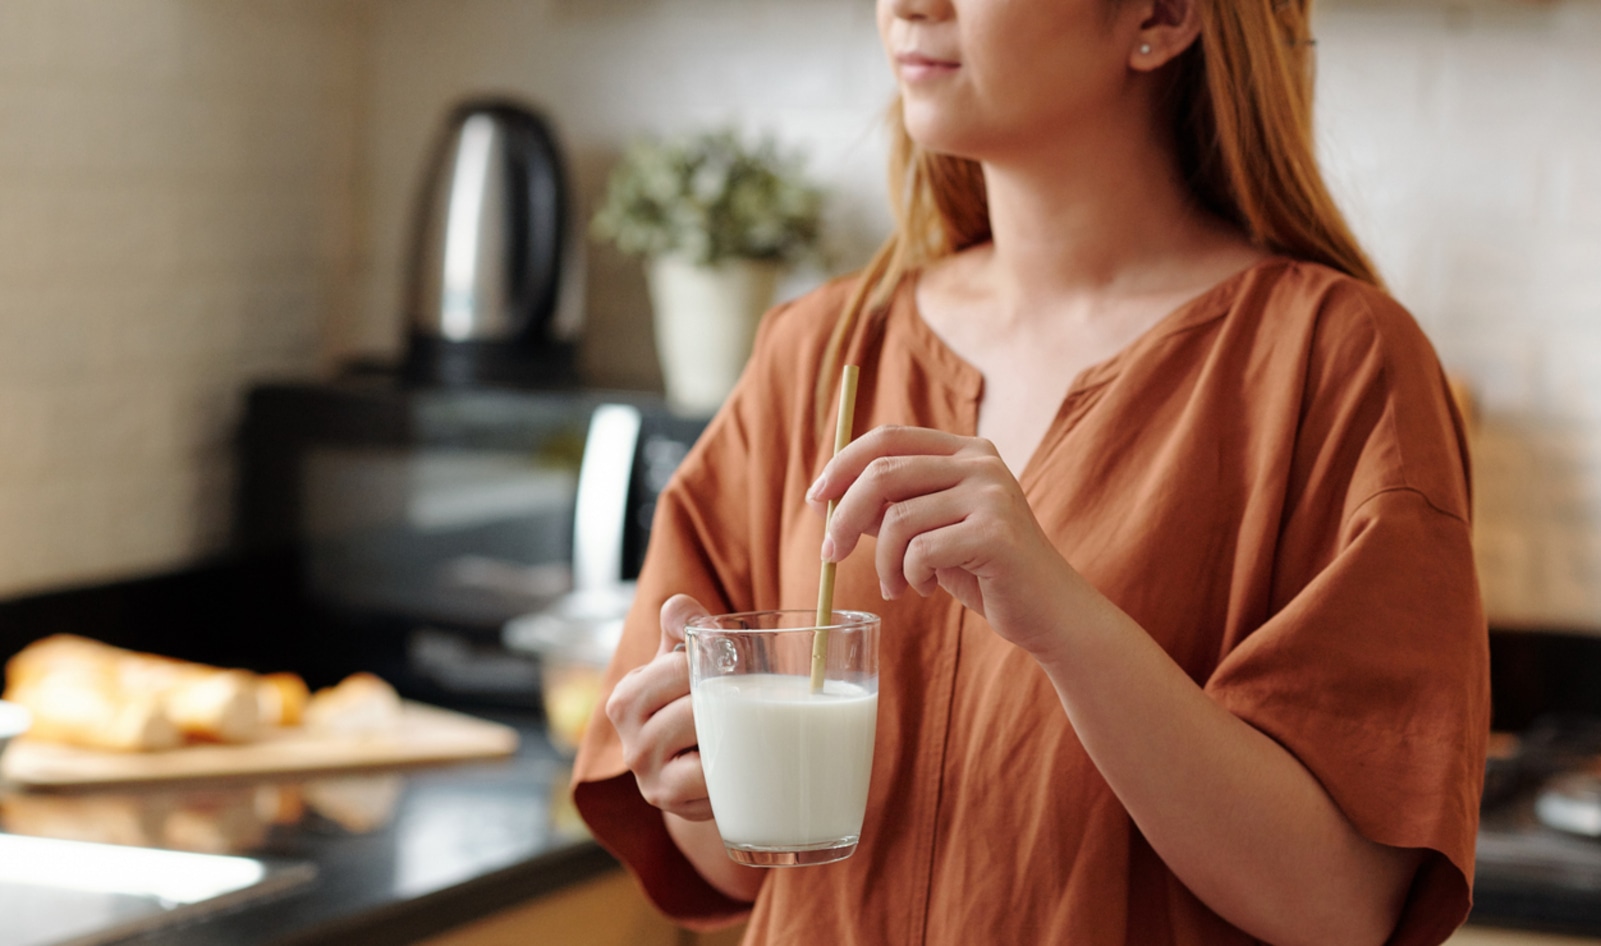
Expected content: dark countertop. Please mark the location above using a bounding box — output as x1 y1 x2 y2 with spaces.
8 716 1599 946
0 712 616 946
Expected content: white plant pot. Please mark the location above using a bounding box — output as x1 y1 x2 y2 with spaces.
645 255 782 416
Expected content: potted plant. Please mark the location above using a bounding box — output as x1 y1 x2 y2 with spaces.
591 128 824 415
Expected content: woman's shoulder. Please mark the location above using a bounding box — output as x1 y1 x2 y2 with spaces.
1218 256 1447 402
741 272 873 404
755 272 866 352
1251 258 1433 361
1248 258 1471 521
713 272 867 439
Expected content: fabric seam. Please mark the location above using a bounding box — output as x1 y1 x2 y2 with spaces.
913 607 965 946
1343 484 1470 530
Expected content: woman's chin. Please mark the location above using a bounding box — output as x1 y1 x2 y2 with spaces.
900 114 983 162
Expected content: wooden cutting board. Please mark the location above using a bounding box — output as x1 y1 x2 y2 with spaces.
0 701 519 789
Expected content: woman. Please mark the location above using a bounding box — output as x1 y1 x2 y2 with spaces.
576 0 1489 943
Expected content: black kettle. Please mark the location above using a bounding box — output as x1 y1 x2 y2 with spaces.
403 99 582 388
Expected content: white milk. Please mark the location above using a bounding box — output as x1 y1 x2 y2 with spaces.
692 673 878 847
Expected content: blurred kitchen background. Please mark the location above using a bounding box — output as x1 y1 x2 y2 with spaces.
1 2 1600 944
0 0 1597 628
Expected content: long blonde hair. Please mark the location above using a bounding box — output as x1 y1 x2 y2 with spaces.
818 0 1377 417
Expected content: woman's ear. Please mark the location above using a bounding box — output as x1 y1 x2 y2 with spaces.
1128 0 1202 72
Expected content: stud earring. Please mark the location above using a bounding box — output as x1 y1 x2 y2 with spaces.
1138 42 1152 55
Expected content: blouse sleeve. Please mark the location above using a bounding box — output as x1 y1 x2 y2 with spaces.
568 294 824 930
1205 284 1490 946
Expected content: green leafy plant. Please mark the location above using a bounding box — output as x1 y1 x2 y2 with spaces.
591 128 824 266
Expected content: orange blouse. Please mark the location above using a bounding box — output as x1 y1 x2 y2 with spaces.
573 258 1489 946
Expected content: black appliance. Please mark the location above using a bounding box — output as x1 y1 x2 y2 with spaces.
1469 630 1601 936
236 379 706 708
402 98 582 388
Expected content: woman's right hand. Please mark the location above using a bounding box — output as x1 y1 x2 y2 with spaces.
604 594 713 822
607 594 768 903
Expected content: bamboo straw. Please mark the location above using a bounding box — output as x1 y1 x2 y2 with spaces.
812 364 860 693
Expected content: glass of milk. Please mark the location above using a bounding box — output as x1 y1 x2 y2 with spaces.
685 610 879 867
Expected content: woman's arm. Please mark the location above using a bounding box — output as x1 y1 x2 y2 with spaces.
813 425 1420 946
665 812 766 903
1030 572 1421 946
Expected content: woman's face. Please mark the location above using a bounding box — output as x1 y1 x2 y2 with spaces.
876 0 1147 162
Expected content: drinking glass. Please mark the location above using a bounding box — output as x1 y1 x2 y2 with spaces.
685 610 880 867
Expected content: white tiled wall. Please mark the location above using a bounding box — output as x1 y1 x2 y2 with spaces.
4 0 1598 625
1314 0 1601 627
0 0 366 597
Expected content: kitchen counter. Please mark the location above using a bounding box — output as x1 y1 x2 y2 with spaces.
3 728 1601 946
0 712 618 946
1453 929 1601 945
5 712 1598 946
4 566 1601 943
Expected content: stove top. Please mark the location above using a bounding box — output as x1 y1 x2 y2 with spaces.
1474 716 1601 934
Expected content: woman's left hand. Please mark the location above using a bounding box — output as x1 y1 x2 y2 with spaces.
807 424 1087 657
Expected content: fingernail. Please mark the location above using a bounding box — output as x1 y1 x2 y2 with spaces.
820 535 836 562
672 642 686 653
807 475 825 501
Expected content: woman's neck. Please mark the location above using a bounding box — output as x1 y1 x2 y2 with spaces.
974 110 1257 323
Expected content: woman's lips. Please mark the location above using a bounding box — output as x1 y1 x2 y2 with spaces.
894 51 959 82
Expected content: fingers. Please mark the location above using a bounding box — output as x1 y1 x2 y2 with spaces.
824 454 969 562
804 425 1027 605
614 648 692 722
806 425 972 508
632 694 712 819
607 648 710 819
646 753 714 822
605 594 713 819
820 440 1012 569
873 490 969 597
808 425 994 565
904 518 998 598
659 594 709 655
